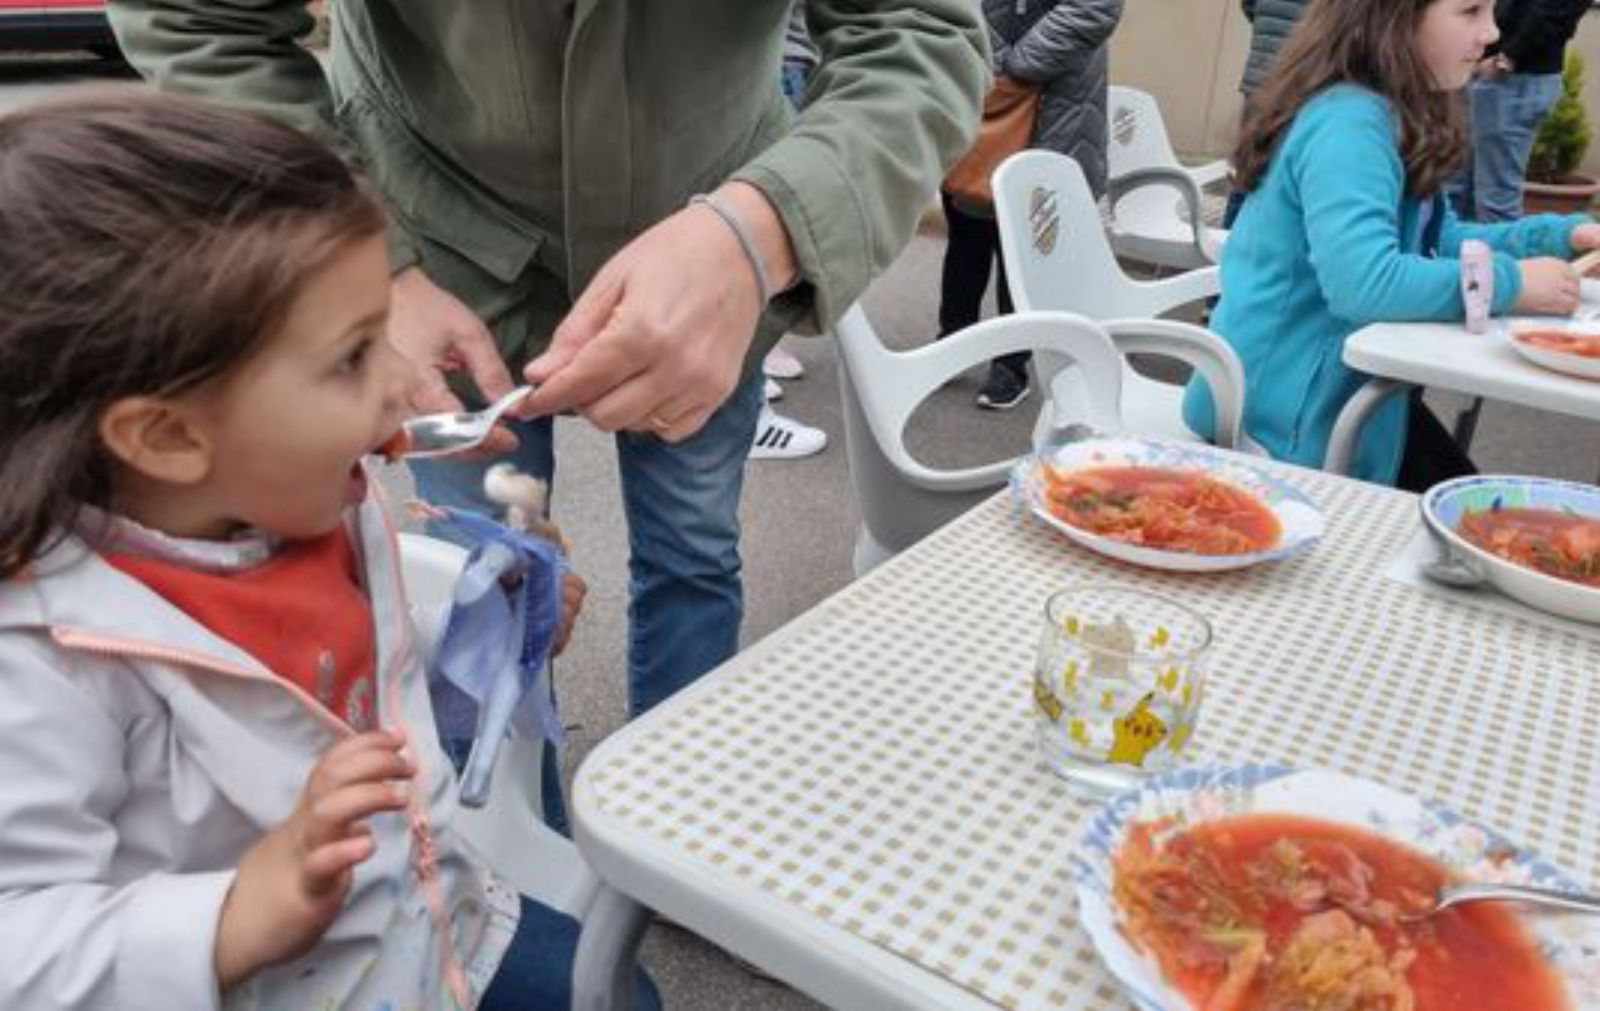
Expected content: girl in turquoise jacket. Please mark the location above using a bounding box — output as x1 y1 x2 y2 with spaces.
1185 0 1600 488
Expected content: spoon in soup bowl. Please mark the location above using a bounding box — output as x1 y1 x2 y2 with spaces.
1405 880 1600 922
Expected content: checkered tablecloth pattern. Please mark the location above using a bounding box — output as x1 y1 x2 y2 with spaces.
587 465 1600 1010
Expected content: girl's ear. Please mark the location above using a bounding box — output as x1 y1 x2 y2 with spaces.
97 396 214 485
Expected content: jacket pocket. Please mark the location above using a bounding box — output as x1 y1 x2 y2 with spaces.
337 92 545 285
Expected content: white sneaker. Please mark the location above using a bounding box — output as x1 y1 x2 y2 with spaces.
749 408 827 460
764 377 784 402
763 346 805 381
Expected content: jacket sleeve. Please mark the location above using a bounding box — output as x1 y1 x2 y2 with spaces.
730 0 989 330
103 0 423 270
105 0 332 133
0 636 232 1011
1003 0 1125 82
1497 0 1591 70
1292 91 1524 322
1441 208 1594 262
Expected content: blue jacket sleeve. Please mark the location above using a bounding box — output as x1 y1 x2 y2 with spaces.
1292 91 1518 323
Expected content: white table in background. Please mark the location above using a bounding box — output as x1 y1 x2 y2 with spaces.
1326 279 1600 474
571 459 1600 1011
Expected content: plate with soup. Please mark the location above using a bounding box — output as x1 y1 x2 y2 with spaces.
1012 437 1325 572
1509 322 1600 381
1422 475 1600 623
1075 765 1600 1011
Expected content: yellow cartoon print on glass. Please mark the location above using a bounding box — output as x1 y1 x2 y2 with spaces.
1108 693 1169 767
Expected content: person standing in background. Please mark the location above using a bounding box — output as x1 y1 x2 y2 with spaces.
937 0 1124 412
1449 0 1591 221
1225 0 1315 226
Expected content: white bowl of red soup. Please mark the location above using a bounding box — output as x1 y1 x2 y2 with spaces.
1012 437 1324 572
1422 475 1600 623
1074 766 1596 1011
1509 324 1600 381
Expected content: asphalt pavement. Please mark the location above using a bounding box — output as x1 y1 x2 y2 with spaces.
5 55 1599 1010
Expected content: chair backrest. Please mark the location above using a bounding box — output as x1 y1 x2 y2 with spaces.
833 306 1122 573
994 148 1219 320
1106 85 1184 179
398 532 597 917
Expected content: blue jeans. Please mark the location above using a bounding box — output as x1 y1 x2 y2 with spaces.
479 896 662 1011
411 373 763 719
1449 72 1563 222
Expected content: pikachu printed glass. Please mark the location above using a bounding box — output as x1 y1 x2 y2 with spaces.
1032 585 1212 795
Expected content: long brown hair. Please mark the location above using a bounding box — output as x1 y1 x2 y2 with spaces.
1233 0 1468 197
0 89 385 579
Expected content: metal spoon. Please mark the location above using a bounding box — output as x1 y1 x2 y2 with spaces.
1408 880 1600 921
399 385 535 459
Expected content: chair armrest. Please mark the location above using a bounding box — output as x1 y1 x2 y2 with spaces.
1108 166 1214 264
1186 159 1230 191
1100 317 1245 450
1139 263 1221 312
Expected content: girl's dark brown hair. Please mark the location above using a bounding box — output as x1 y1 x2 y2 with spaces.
1233 0 1468 197
0 88 385 578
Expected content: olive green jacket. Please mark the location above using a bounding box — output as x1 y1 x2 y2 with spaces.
108 0 988 367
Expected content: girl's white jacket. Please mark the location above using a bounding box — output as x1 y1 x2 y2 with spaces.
0 486 517 1010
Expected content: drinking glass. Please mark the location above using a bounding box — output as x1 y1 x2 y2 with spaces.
1032 585 1212 795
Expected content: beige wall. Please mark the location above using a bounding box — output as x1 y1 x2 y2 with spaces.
1110 1 1600 178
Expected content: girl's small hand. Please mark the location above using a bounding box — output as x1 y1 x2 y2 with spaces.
552 571 588 657
215 728 415 991
1515 257 1582 316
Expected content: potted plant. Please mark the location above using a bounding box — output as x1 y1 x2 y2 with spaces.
1524 50 1598 215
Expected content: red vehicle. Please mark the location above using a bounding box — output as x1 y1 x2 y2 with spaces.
0 0 119 55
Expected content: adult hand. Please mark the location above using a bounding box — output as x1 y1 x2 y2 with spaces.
389 267 519 453
520 182 798 442
1515 257 1582 316
214 729 415 992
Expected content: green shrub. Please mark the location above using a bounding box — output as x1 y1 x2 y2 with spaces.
1528 51 1592 182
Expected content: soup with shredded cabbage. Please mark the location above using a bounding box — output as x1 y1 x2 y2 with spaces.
1040 465 1280 556
1457 507 1600 588
1113 814 1566 1011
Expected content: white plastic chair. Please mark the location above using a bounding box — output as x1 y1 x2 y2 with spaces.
992 148 1245 450
1105 86 1229 270
835 307 1124 575
398 532 598 918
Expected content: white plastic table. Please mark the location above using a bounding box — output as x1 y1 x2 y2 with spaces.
571 459 1600 1011
1326 278 1600 474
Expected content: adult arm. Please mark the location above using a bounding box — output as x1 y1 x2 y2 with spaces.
1293 91 1524 322
1000 0 1125 83
105 0 332 133
735 0 990 328
521 0 989 435
0 638 232 1011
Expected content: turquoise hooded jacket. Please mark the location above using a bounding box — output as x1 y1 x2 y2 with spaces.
1184 85 1590 485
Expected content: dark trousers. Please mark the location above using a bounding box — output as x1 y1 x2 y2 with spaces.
938 191 1026 378
1396 392 1477 494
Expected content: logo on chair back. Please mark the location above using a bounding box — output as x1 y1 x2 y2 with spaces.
1112 105 1136 147
1029 186 1060 255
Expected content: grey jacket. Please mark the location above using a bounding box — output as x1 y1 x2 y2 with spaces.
985 0 1123 199
1239 0 1313 96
